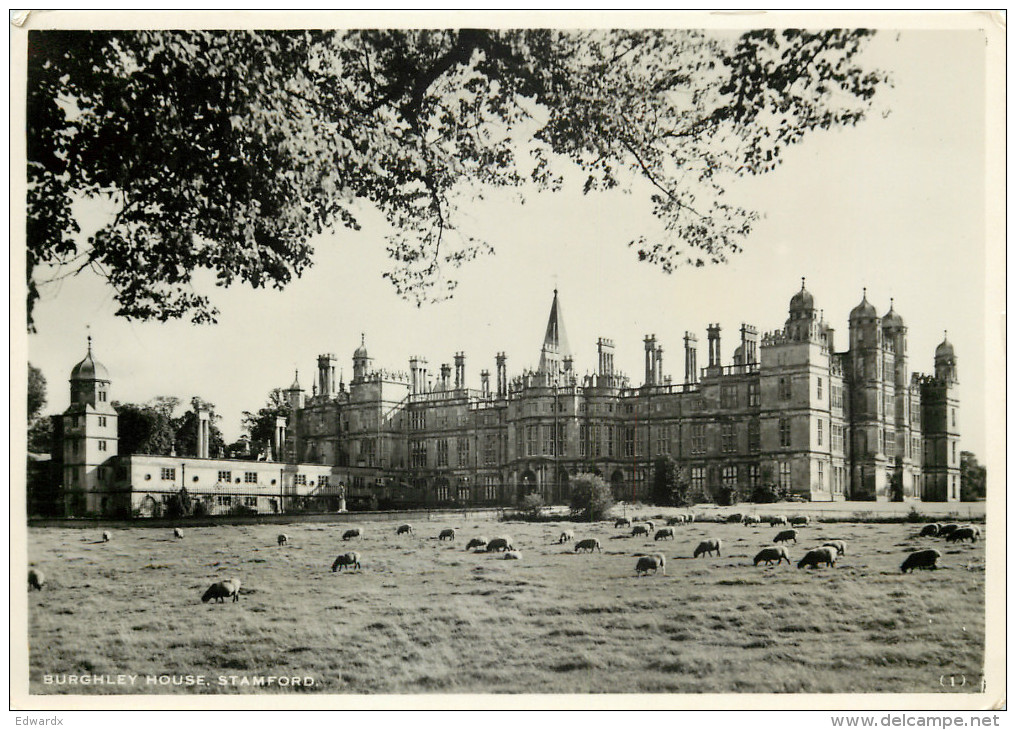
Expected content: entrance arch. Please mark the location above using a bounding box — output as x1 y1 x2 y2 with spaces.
610 470 626 501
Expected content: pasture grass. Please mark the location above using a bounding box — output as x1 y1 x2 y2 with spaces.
27 518 985 695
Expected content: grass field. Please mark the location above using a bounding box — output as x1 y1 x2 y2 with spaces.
27 513 986 695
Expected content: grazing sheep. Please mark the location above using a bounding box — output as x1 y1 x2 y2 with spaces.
822 540 847 556
797 547 837 569
901 549 942 573
502 550 522 560
654 527 675 541
202 578 241 603
937 523 959 538
485 537 513 552
614 518 631 528
331 552 361 572
277 534 289 546
919 524 940 537
631 524 650 538
773 529 798 544
557 530 575 544
574 538 602 553
342 527 364 541
173 528 184 539
645 520 655 533
666 516 684 526
753 547 791 566
769 515 788 527
101 531 111 543
396 524 414 536
947 527 977 543
28 569 45 591
465 537 488 551
693 539 722 558
438 528 456 541
635 553 666 576
742 514 761 525
789 516 810 527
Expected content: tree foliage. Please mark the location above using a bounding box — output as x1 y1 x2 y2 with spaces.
960 451 986 502
114 399 178 455
569 473 615 521
27 28 888 329
172 397 226 457
28 363 47 421
242 389 292 456
651 456 693 506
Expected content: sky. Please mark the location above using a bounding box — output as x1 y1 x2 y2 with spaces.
23 28 992 458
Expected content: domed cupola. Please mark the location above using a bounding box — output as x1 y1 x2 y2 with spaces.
849 288 878 321
353 333 369 361
788 277 815 319
70 336 110 382
881 298 904 329
935 333 954 359
934 331 958 383
352 333 372 381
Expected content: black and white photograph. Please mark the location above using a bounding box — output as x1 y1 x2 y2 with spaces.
11 10 1005 713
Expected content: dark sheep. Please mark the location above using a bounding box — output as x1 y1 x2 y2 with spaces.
768 515 788 527
753 547 791 566
173 528 184 539
937 523 959 538
901 549 941 573
773 529 798 544
29 569 45 591
396 524 414 536
919 524 940 537
635 554 666 576
822 540 847 556
202 578 241 603
485 537 513 552
946 527 977 543
797 547 837 569
438 528 456 541
574 538 601 553
557 530 574 544
332 552 361 572
789 516 810 527
465 537 488 551
654 527 675 541
631 524 650 538
277 534 289 546
342 528 364 541
666 516 686 526
693 539 722 558
614 518 631 528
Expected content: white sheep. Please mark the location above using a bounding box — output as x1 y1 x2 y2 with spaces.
635 553 666 576
557 530 574 544
654 527 675 541
797 547 837 569
753 547 791 566
101 530 111 543
502 550 522 560
202 578 241 603
485 536 513 552
277 533 289 546
822 540 847 556
769 515 789 527
173 528 184 539
342 527 364 541
331 552 361 572
28 569 45 591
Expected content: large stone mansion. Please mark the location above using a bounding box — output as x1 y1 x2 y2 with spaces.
42 281 961 517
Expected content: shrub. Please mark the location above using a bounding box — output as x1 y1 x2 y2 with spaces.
191 500 209 518
749 482 789 504
520 493 545 519
569 474 614 522
726 513 743 523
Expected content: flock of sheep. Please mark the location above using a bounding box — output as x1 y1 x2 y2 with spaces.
27 513 982 603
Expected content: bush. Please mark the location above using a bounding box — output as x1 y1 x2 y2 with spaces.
520 493 545 519
749 482 789 504
569 474 614 521
726 513 743 523
191 500 209 518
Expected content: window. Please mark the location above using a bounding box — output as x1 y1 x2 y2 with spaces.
779 377 792 400
722 465 737 487
98 416 107 427
526 426 538 457
410 440 427 468
779 419 791 448
557 423 566 457
591 425 602 457
217 496 232 506
779 462 792 490
721 385 737 409
912 437 921 462
748 420 760 452
831 385 843 409
951 441 956 464
244 471 257 484
410 411 426 430
319 475 329 487
817 420 823 446
951 409 956 428
98 390 107 402
244 497 257 507
458 437 470 465
623 426 635 458
580 425 588 457
218 470 231 483
294 474 307 486
484 476 498 501
161 467 176 481
748 381 760 407
817 378 823 400
817 461 824 488
436 483 450 501
691 467 705 493
690 424 706 454
607 425 615 457
721 423 736 453
542 426 554 455
484 435 498 465
98 440 107 452
748 464 760 487
436 439 449 466
656 425 669 455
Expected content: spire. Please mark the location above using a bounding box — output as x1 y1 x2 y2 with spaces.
538 289 572 375
801 277 806 290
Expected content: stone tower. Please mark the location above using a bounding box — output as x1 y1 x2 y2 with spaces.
60 337 118 515
847 288 892 499
537 289 571 379
920 334 960 501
